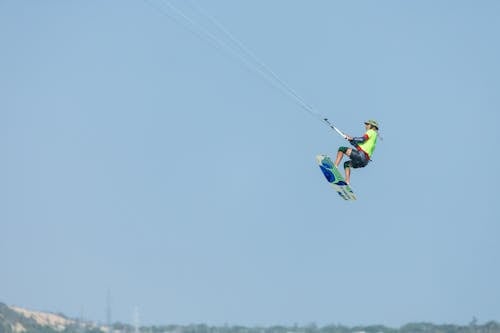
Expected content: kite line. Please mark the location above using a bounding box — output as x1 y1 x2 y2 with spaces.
141 0 348 139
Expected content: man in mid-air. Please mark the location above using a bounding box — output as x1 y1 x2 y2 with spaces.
334 119 379 184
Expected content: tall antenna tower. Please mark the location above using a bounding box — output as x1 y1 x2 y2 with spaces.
78 306 85 333
133 306 140 333
106 289 112 330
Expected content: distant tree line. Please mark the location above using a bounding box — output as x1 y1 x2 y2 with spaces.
112 321 500 333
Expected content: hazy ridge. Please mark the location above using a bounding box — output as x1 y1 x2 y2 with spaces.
1 303 499 333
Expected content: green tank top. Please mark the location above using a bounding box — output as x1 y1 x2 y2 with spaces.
358 129 378 158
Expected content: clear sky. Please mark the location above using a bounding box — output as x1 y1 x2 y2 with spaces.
2 0 500 328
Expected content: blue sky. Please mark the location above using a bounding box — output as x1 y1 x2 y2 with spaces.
2 0 500 328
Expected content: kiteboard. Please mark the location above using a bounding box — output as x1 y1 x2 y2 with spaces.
316 154 356 201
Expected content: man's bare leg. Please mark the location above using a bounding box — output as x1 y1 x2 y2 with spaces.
334 150 344 167
345 166 351 184
335 148 352 167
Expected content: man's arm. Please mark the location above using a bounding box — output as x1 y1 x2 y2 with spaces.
347 134 369 145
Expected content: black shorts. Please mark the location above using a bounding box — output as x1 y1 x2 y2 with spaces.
349 149 369 168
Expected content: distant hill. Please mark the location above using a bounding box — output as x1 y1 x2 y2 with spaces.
1 302 500 333
0 303 103 333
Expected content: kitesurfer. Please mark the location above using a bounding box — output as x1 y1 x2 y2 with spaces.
334 120 379 184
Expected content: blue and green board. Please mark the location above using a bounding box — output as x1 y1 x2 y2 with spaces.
316 155 356 201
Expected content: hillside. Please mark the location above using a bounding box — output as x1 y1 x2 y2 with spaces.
0 303 103 333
